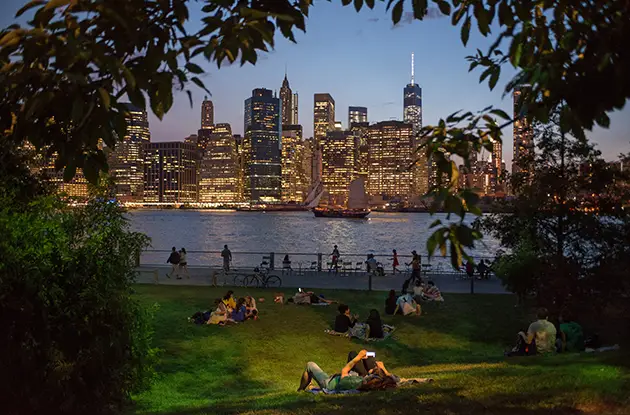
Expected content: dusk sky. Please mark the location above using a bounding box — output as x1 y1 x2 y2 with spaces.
3 1 629 169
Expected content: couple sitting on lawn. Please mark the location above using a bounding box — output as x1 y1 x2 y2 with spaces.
334 305 385 339
207 290 258 325
385 290 422 316
412 280 444 302
298 350 397 392
506 307 584 356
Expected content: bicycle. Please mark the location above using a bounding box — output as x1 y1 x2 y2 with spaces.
242 266 282 288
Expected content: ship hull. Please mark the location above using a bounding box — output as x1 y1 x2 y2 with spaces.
312 208 370 218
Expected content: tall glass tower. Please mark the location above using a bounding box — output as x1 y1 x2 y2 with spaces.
403 53 422 135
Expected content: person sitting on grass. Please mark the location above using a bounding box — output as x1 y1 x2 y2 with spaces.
207 299 236 325
231 297 248 322
385 290 400 315
222 290 236 311
365 309 384 339
507 307 557 356
334 304 358 333
412 280 425 302
393 293 421 316
423 281 444 302
557 312 584 353
245 296 259 321
297 349 397 392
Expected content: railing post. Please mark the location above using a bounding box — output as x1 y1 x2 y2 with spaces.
368 272 372 292
269 252 275 270
317 253 322 272
470 270 475 294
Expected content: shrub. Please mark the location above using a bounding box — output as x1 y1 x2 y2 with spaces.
0 196 154 414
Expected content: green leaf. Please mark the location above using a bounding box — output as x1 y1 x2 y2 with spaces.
509 35 523 66
461 16 471 46
489 69 500 90
44 0 72 10
392 0 404 24
490 109 510 120
98 88 110 109
341 0 352 5
15 0 46 17
353 0 363 12
498 1 513 26
365 0 375 8
437 0 451 15
185 62 204 74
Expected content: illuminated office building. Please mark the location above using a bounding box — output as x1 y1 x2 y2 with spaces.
367 121 413 201
243 88 282 203
198 123 239 203
234 134 245 200
280 73 298 125
108 103 151 202
201 96 214 129
513 87 534 175
348 106 368 127
303 137 314 189
144 142 198 203
350 122 369 179
313 93 335 183
281 125 308 203
322 130 356 206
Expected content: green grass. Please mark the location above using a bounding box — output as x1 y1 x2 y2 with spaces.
131 286 630 415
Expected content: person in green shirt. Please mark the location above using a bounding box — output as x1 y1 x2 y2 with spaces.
297 350 395 392
558 313 585 352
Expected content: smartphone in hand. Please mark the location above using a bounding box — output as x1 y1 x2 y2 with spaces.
366 352 376 358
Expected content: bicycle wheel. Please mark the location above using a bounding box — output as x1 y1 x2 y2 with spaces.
243 275 260 288
264 275 282 288
232 273 246 287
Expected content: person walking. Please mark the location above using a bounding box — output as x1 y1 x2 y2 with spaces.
390 249 400 274
329 245 340 273
221 245 232 272
402 251 421 294
178 248 189 279
166 246 180 279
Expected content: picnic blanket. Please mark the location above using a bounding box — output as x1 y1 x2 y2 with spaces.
325 324 396 341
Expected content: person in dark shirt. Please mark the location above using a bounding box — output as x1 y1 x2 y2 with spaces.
166 246 180 279
334 304 357 333
365 309 384 339
385 290 398 315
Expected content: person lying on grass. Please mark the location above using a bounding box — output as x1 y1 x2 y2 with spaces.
291 290 338 305
297 349 397 392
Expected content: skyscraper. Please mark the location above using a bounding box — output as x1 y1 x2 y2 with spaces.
279 73 298 125
491 138 502 178
313 93 335 184
144 142 198 203
198 123 239 203
243 88 282 203
281 125 308 203
348 106 368 127
513 87 534 175
367 121 414 202
351 122 369 180
322 130 356 206
403 53 429 197
201 96 214 129
109 103 151 202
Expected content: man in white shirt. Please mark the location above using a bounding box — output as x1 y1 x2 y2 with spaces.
519 307 557 354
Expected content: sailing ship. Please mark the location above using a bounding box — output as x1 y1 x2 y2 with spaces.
312 177 370 218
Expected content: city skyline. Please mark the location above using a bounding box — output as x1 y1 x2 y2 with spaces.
2 0 627 172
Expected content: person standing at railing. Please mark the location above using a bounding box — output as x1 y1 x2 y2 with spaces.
329 245 340 273
390 249 400 274
221 245 232 272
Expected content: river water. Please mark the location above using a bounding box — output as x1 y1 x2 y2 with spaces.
128 210 502 269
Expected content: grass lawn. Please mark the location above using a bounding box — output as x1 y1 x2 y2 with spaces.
131 285 630 415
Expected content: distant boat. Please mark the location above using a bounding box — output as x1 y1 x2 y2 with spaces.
312 177 370 218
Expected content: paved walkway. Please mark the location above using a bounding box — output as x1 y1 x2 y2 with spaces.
136 265 509 294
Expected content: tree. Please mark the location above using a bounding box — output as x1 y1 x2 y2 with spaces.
480 106 630 315
1 0 629 266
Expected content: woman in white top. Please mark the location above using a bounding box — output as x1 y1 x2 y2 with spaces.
178 248 189 279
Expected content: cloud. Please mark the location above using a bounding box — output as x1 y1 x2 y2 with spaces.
367 17 380 23
391 8 445 29
382 101 396 106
